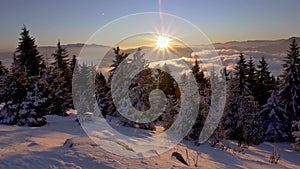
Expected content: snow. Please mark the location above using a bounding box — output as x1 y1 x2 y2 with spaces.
0 115 299 169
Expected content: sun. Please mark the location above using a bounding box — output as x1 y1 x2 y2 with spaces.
156 35 170 49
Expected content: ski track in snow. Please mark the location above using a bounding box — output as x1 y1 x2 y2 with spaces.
0 115 299 169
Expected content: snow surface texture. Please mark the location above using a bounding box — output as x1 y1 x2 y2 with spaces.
0 115 299 169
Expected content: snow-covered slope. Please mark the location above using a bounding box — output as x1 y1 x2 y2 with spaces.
0 115 299 169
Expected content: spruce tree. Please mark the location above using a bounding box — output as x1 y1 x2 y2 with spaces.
237 95 263 145
223 52 263 145
260 90 288 142
0 61 8 103
96 47 129 118
108 48 156 130
46 41 72 115
14 25 44 76
223 53 248 142
70 55 79 107
75 62 96 114
191 59 209 96
51 41 69 69
223 66 231 81
234 53 249 95
246 56 257 96
95 71 111 117
256 56 274 107
222 74 239 139
108 47 129 83
279 39 300 126
70 55 78 75
0 26 46 126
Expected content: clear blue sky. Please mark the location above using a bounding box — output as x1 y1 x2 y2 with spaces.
1 0 300 51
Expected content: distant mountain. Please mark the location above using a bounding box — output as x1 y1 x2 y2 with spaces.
213 37 300 54
38 43 111 59
40 43 110 49
1 37 300 76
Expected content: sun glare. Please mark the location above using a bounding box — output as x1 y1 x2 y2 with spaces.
156 36 169 49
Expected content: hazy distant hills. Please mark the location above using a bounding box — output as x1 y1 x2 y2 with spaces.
38 43 111 59
0 43 111 67
213 37 300 54
1 37 299 76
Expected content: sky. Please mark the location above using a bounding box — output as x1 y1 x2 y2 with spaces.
0 0 300 51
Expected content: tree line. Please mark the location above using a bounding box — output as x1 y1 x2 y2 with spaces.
93 37 300 145
0 26 299 147
0 26 76 126
216 39 300 145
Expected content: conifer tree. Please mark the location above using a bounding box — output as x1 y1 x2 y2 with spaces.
75 62 96 114
234 53 249 95
14 25 44 76
95 71 111 117
51 41 69 69
108 47 129 84
256 56 274 107
191 59 209 96
237 95 263 145
222 74 239 139
97 47 129 118
246 56 257 96
70 55 78 75
279 39 300 125
0 61 8 103
46 41 72 115
0 26 46 126
223 66 231 81
223 52 263 145
260 90 288 142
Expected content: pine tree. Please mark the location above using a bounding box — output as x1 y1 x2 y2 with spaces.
108 47 129 83
279 39 300 135
75 62 96 114
51 41 69 69
223 53 249 141
222 75 239 139
237 95 263 145
223 66 231 81
246 56 257 96
222 53 263 145
14 25 44 76
260 90 288 142
0 26 46 126
70 55 80 107
234 53 249 95
157 67 180 98
191 59 209 96
95 71 111 117
0 67 46 126
256 56 274 107
0 61 8 103
70 55 78 75
96 47 129 118
67 55 78 109
108 48 157 130
161 94 181 129
46 41 73 115
187 63 221 142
